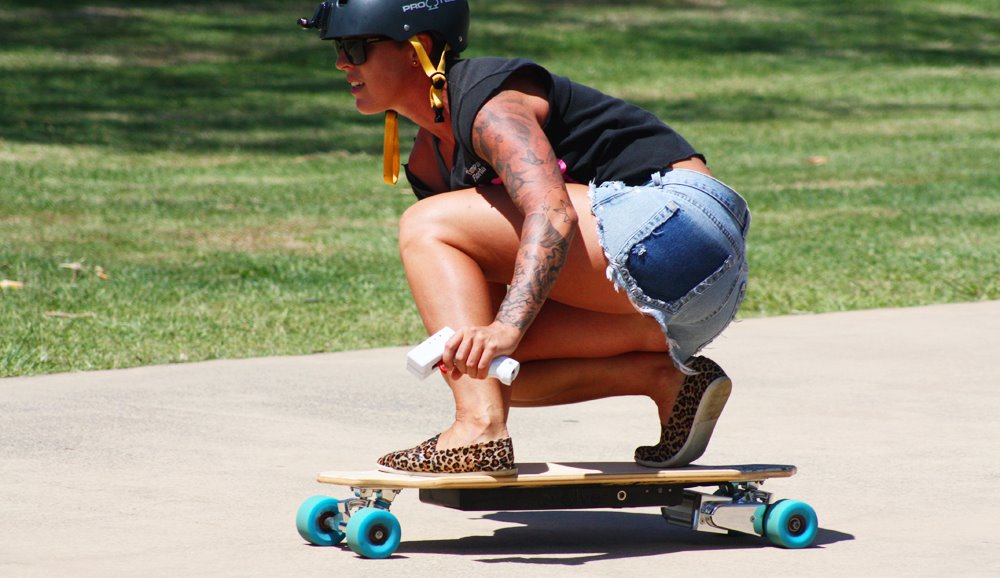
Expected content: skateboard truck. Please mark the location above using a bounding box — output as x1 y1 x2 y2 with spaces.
662 481 773 537
406 327 520 385
338 487 400 522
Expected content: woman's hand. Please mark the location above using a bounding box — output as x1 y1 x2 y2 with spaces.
440 322 522 381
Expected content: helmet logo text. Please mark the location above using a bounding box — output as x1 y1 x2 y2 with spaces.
402 0 455 13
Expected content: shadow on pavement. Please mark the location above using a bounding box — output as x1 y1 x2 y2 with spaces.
393 510 854 564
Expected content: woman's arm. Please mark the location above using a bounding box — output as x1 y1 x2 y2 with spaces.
445 73 578 377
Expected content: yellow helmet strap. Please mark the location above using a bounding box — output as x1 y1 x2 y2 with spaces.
381 38 450 186
408 37 450 123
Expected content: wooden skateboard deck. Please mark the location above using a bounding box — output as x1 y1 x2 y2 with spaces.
317 462 797 489
298 461 818 558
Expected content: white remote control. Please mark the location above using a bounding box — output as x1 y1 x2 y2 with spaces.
406 327 520 385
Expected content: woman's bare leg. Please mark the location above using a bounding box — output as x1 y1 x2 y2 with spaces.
432 304 685 448
398 184 682 449
509 300 683 422
510 353 682 419
400 183 637 318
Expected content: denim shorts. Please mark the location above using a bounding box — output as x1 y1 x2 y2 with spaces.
589 169 751 372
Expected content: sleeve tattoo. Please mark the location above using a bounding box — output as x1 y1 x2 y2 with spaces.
473 95 577 332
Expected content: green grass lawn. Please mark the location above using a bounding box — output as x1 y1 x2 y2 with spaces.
1 0 998 376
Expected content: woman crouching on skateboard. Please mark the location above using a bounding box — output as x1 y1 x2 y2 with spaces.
299 0 750 476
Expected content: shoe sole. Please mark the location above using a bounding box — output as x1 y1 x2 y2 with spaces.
376 464 519 477
635 375 733 468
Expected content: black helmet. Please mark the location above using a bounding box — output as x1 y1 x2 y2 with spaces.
299 0 469 54
299 1 469 185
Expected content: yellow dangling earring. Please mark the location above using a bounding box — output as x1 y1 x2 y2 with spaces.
382 110 399 185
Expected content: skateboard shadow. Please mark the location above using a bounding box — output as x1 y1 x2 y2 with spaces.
396 510 853 564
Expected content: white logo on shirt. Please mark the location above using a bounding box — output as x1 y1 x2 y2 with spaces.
465 162 487 182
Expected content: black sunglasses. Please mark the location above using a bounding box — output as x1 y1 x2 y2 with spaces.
335 37 390 65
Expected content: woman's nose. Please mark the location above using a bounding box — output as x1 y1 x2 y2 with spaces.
334 48 351 70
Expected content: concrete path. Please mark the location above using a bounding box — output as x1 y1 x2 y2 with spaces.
2 301 998 577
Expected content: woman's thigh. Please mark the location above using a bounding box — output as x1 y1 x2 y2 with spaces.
513 300 667 360
401 183 636 315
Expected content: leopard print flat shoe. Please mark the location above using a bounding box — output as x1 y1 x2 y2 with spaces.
377 435 517 477
634 356 732 468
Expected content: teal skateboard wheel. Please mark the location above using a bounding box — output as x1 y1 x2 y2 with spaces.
345 507 401 559
764 499 818 548
296 495 345 546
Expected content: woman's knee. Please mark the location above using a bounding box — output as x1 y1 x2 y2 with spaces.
398 190 520 261
398 196 456 253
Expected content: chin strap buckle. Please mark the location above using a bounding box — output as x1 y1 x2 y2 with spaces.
409 38 451 124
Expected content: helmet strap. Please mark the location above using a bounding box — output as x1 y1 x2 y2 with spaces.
408 37 450 123
381 38 450 186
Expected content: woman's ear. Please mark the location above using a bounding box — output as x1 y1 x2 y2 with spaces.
412 32 435 60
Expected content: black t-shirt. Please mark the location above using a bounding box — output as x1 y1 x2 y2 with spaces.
405 57 702 198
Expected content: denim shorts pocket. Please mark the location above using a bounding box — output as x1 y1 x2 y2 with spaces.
625 206 732 306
